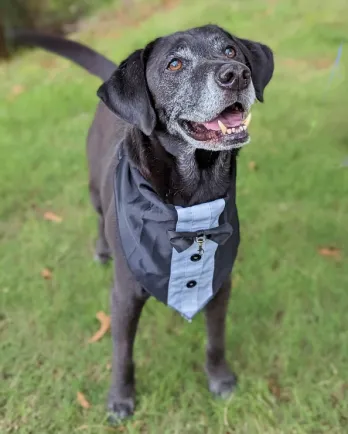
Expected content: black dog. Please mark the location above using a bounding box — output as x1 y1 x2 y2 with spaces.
12 25 274 421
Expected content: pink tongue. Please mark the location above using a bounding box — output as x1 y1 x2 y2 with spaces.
203 112 243 131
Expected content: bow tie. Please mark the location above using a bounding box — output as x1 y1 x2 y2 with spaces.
167 223 233 253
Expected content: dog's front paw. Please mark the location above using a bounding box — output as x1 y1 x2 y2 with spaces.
107 397 134 424
94 252 111 265
94 237 112 264
208 372 238 399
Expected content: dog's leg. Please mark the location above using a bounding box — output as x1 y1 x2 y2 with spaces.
204 278 237 398
88 183 111 263
94 214 112 263
107 280 148 422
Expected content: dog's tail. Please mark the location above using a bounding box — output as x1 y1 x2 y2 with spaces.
9 29 117 81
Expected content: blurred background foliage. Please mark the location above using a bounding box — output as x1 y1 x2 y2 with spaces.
0 0 122 57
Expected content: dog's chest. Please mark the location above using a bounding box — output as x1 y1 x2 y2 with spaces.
168 152 233 206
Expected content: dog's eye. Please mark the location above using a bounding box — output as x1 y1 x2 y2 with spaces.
167 58 182 71
224 46 236 58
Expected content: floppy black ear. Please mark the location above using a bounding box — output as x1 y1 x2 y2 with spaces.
233 37 274 102
97 49 156 135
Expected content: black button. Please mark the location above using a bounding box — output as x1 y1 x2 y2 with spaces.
190 254 201 262
186 280 197 288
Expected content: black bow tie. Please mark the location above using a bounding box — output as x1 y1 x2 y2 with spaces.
167 223 233 253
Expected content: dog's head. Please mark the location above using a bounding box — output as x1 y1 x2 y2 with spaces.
97 25 274 153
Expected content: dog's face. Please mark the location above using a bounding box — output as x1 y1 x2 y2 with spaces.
98 25 274 153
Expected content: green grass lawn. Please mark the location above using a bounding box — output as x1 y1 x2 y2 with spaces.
1 0 348 432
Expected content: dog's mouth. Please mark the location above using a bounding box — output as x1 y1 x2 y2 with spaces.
181 102 251 145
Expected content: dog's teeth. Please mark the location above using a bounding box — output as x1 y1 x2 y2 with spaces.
243 112 252 128
241 125 246 131
231 127 236 133
227 128 232 134
218 120 228 135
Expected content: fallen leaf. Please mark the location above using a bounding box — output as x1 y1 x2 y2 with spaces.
318 247 341 259
248 161 257 171
39 58 58 69
106 362 112 370
268 377 282 400
77 391 91 409
268 377 291 402
12 84 25 96
43 211 63 223
41 268 52 280
88 311 111 343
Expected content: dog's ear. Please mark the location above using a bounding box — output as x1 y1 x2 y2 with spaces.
97 48 156 136
233 37 274 102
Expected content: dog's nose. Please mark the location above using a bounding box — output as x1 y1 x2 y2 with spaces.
216 64 251 90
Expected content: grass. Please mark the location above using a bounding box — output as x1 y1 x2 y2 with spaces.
1 0 348 432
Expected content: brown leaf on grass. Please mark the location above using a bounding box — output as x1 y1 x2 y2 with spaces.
43 211 63 223
268 377 291 402
318 247 341 259
12 84 25 96
77 391 91 409
39 58 58 69
88 311 111 343
41 268 52 280
163 0 180 10
268 377 282 400
248 161 258 171
106 362 112 370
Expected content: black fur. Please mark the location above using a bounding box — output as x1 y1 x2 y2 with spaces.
97 48 157 135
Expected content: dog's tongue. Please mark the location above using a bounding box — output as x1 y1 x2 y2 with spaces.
203 111 243 131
